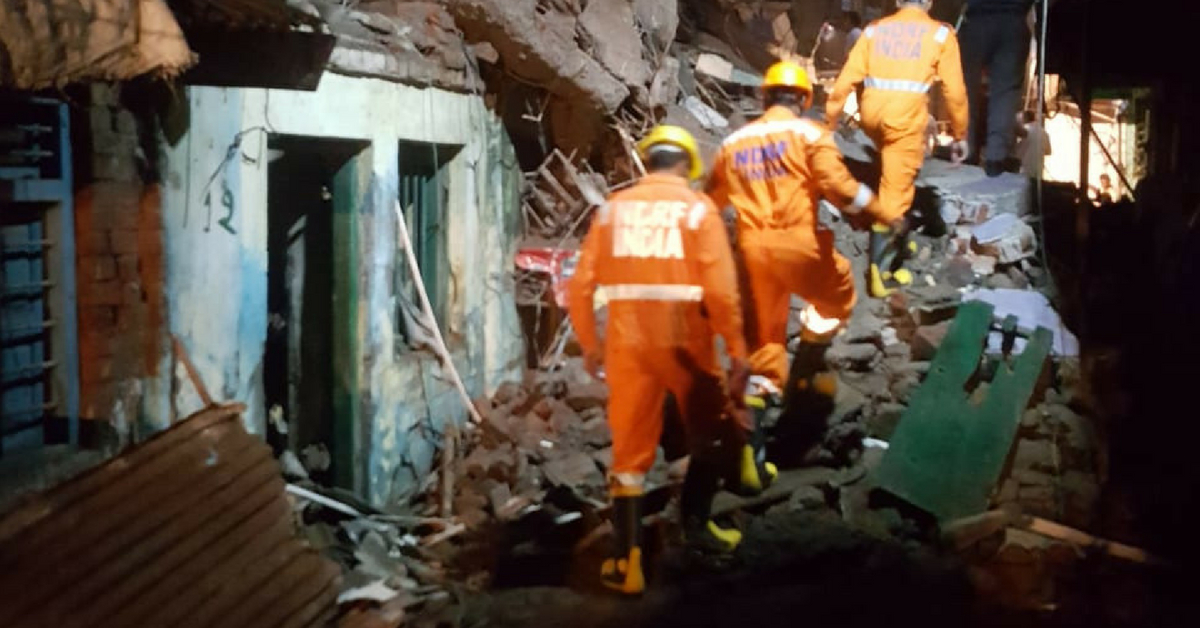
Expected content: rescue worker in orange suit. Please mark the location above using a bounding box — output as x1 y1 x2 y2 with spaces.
825 0 970 297
707 61 891 438
568 125 767 596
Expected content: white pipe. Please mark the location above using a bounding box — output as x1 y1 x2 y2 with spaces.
285 484 364 518
394 200 485 424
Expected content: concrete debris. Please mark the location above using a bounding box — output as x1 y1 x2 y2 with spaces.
323 1 476 90
447 0 628 114
826 341 882 372
633 0 680 51
683 95 729 130
694 52 762 87
648 57 682 108
972 214 1038 264
911 321 951 362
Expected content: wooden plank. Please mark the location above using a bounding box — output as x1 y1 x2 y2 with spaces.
1024 517 1167 566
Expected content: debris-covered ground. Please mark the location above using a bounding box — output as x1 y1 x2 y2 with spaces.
258 2 1185 625
281 100 1161 628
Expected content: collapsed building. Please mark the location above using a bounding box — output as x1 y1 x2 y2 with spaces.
1 0 1197 627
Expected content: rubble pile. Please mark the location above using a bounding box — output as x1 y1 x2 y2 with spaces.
275 1 1120 618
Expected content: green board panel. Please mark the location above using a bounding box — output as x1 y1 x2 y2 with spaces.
874 301 1053 522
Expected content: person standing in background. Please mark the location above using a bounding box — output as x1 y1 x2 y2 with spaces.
959 0 1036 176
1014 109 1051 177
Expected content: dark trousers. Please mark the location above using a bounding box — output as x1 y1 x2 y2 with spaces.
960 11 1031 163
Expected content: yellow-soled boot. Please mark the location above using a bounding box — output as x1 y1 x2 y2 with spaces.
867 224 914 298
601 490 645 596
730 442 778 496
684 518 743 554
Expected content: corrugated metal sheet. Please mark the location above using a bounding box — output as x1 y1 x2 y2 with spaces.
0 403 342 628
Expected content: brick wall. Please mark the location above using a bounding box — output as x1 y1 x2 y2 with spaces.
74 83 166 420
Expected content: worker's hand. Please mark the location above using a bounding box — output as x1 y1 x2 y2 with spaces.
729 406 755 432
584 350 604 380
727 358 750 410
950 139 969 164
888 215 911 238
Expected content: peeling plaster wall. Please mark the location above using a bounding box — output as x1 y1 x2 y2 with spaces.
158 73 524 506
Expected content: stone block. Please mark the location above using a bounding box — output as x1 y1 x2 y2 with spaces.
541 450 603 489
867 402 906 440
908 284 961 325
842 314 885 346
942 255 976 288
972 214 1037 264
565 381 607 413
826 341 881 372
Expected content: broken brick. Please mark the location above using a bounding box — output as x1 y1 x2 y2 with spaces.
911 321 951 361
541 450 602 489
825 342 881 372
564 381 607 413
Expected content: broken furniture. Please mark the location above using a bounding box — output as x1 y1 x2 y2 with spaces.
874 301 1053 522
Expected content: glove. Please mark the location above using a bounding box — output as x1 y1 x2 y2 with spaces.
727 358 750 410
950 139 969 164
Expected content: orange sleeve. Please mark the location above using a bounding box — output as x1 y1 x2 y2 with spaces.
693 196 747 361
938 32 970 140
806 130 885 222
704 147 731 210
825 33 869 129
566 210 605 356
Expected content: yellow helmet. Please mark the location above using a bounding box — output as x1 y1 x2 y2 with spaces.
637 125 703 180
762 60 813 98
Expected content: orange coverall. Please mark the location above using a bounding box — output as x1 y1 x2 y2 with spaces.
825 6 969 223
707 106 885 385
567 173 748 484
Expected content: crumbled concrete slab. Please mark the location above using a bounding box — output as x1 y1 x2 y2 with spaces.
447 0 629 113
579 0 651 91
918 160 1031 218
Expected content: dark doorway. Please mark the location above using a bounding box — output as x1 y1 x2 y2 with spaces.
265 135 365 485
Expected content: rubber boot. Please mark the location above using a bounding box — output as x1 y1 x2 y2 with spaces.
601 489 645 595
681 448 741 555
867 223 915 298
772 337 838 465
724 401 778 497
